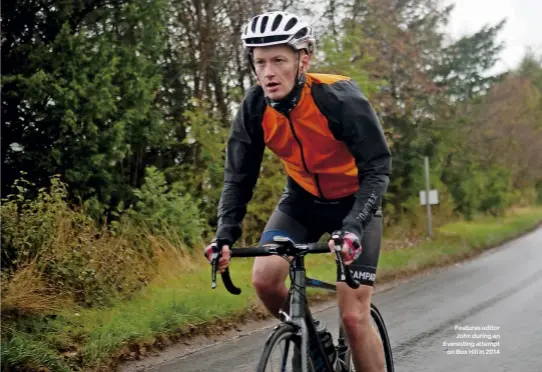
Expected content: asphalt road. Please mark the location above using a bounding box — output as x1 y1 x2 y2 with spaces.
120 228 542 372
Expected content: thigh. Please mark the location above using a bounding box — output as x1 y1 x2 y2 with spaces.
259 208 312 245
252 255 290 286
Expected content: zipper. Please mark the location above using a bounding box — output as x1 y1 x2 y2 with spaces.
286 113 326 199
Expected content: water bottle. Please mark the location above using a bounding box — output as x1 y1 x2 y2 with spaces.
312 320 337 370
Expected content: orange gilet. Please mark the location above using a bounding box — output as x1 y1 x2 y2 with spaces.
261 73 358 199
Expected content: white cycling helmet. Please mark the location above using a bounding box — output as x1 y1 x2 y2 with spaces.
241 11 315 55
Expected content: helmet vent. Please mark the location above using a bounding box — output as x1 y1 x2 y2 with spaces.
295 27 308 38
260 16 269 33
284 18 298 31
251 16 259 33
271 14 283 31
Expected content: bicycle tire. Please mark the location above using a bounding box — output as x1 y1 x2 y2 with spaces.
370 303 394 372
257 323 312 372
337 304 394 372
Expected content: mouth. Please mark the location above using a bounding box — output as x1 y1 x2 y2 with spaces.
266 82 280 89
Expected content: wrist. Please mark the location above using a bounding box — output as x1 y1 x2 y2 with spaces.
212 237 232 248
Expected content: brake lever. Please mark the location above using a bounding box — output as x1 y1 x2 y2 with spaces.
208 242 242 294
209 242 221 289
332 234 360 289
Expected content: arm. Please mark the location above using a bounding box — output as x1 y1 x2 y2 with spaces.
214 87 266 245
318 79 391 239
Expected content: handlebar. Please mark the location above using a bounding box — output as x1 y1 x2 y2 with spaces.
209 237 360 295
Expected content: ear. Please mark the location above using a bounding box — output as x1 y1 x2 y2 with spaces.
299 51 311 74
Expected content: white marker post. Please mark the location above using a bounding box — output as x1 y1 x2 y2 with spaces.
424 157 432 238
419 173 438 238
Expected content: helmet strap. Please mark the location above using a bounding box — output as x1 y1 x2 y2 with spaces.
246 49 257 77
294 50 309 85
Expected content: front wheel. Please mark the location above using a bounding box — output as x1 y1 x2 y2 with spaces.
370 304 394 372
257 323 311 372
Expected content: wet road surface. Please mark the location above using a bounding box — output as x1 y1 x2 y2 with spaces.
121 228 542 372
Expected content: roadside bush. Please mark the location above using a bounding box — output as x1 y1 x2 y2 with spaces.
1 176 64 272
127 166 204 247
477 167 514 217
1 170 204 313
1 177 152 309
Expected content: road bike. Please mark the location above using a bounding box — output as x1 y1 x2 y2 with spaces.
208 234 394 372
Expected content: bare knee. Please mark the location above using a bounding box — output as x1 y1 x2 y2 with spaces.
341 307 371 331
252 256 289 294
338 284 373 331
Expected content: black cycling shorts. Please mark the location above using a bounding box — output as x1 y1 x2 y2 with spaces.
259 178 383 287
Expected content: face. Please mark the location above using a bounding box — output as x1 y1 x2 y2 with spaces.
252 45 310 100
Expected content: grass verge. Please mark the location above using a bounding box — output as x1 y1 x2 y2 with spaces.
2 206 542 371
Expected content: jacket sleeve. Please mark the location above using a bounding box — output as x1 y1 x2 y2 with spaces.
215 87 266 245
320 80 392 239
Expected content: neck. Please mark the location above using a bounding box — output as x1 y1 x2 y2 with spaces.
265 73 306 115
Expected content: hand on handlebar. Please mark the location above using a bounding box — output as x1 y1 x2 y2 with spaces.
204 241 231 274
205 239 240 294
328 231 362 266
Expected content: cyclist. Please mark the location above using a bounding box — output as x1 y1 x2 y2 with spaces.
205 11 391 372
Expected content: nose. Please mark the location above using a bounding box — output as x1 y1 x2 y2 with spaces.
262 63 276 79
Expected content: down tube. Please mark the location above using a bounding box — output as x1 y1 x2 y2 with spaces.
306 278 336 292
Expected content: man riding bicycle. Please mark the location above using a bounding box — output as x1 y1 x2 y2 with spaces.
205 11 391 372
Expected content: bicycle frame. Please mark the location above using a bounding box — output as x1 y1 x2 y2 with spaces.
283 251 349 372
